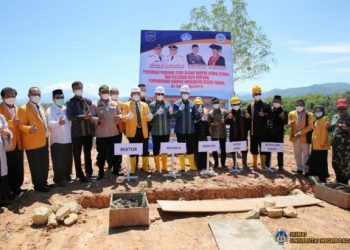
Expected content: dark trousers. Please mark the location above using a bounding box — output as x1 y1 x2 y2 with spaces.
250 135 267 156
194 135 207 170
152 135 170 156
128 128 149 157
176 133 195 154
26 143 49 190
265 136 284 168
6 147 24 192
51 143 73 183
115 133 123 169
72 136 93 178
212 138 226 167
309 150 329 181
96 136 120 175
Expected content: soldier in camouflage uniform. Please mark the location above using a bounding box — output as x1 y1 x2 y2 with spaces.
329 98 350 184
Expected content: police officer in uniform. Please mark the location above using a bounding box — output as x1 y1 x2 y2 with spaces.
147 44 164 66
166 45 185 66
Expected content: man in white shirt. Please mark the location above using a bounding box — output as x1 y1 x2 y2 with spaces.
47 89 73 186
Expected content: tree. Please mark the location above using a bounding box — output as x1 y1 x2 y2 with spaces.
182 0 275 83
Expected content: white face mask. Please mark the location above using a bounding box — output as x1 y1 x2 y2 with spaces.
254 95 262 101
315 112 323 118
213 104 220 109
232 105 240 111
182 94 189 100
140 91 146 97
101 94 110 100
132 95 140 102
156 95 164 101
74 90 83 97
30 95 41 104
273 103 281 108
296 106 304 112
111 94 118 101
4 97 16 106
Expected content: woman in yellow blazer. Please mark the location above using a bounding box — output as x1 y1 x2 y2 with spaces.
309 105 330 182
122 87 153 174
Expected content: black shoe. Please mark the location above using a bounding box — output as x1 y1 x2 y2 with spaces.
86 174 92 179
96 175 104 180
34 187 50 193
78 176 89 183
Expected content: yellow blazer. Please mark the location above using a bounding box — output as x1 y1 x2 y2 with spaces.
117 101 126 134
288 110 314 144
0 103 23 151
312 116 330 150
122 101 152 138
18 103 48 150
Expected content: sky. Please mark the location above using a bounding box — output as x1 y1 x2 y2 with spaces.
1 0 350 99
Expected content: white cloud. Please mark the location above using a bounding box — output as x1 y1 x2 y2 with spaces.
315 56 350 65
292 43 350 54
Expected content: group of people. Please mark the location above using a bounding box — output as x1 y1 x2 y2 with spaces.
0 82 349 207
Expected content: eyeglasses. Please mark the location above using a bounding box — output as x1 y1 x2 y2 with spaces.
156 93 164 96
31 94 41 97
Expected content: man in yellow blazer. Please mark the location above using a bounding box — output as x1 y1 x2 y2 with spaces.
18 87 50 192
122 87 153 174
288 99 314 175
0 87 24 195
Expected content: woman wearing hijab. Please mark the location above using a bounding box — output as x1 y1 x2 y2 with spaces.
309 105 329 182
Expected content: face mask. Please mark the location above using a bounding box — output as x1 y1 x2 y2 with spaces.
30 95 41 104
182 94 189 100
273 103 281 108
111 94 118 101
156 95 164 101
296 106 304 112
254 95 261 101
4 97 16 106
54 98 65 106
74 90 83 97
132 95 140 102
101 94 110 100
315 112 323 118
140 91 146 97
213 104 220 109
232 105 240 111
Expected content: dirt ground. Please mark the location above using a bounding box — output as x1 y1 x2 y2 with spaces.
0 141 349 250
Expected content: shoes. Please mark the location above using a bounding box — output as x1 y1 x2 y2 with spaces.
96 175 104 180
78 176 89 183
34 187 50 193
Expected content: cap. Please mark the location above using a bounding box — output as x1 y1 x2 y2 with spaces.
52 89 63 97
154 44 163 48
211 97 220 103
209 44 222 50
131 87 141 93
99 84 109 92
273 95 282 102
336 98 349 108
168 45 178 49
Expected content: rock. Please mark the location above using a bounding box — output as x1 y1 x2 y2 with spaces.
51 201 64 213
246 208 260 219
47 213 58 228
263 201 276 208
64 213 78 226
283 207 298 218
32 206 51 225
290 189 304 195
266 207 283 218
56 205 71 221
255 203 267 215
65 201 81 214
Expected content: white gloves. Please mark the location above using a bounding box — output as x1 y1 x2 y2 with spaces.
157 108 164 115
147 113 153 120
201 115 208 121
179 103 185 111
126 111 134 120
